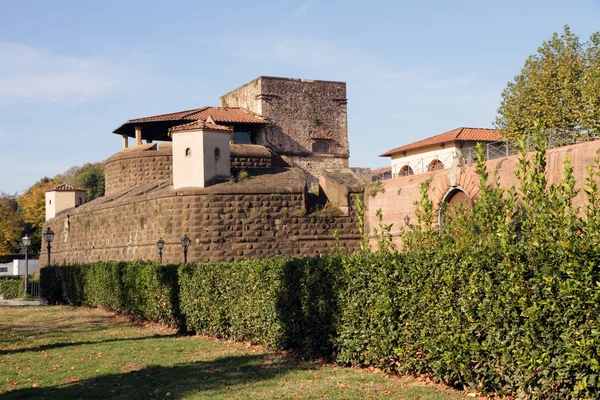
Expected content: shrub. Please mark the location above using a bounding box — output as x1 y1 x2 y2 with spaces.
178 256 343 358
0 277 23 299
40 262 181 328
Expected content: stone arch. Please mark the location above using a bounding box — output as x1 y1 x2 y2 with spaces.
427 159 444 171
438 186 472 228
398 165 414 177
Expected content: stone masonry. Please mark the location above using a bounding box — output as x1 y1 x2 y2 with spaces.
220 77 349 184
40 168 362 267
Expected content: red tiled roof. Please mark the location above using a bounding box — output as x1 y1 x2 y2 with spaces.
189 107 268 124
380 127 500 156
126 107 267 125
310 127 335 140
45 183 87 192
371 167 391 176
127 108 208 123
169 120 233 133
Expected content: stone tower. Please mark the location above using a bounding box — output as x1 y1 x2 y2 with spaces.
220 76 349 183
170 120 232 189
45 183 87 221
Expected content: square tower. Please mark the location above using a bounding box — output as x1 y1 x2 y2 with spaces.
220 76 349 182
170 121 232 189
45 183 87 221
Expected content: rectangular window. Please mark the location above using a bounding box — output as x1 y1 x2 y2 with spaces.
233 132 253 144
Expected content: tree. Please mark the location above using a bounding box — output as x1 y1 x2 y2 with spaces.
0 193 23 255
71 162 105 201
54 162 105 201
496 25 600 137
17 178 59 255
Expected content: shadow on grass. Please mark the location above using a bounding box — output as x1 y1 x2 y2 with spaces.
0 333 177 356
3 353 313 400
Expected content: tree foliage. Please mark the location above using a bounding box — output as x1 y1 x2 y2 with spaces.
17 178 60 255
0 193 23 255
496 25 600 137
54 162 105 201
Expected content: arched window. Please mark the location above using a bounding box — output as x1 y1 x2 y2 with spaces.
79 197 83 206
446 189 472 210
427 159 444 171
48 199 52 205
312 141 329 153
214 147 221 160
398 165 414 177
439 188 473 233
185 148 192 157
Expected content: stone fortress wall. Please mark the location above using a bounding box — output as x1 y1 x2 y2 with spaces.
41 75 365 267
221 77 349 184
104 144 281 196
41 168 363 266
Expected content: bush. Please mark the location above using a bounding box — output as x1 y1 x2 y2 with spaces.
0 277 23 299
40 262 181 328
179 256 343 358
333 134 600 398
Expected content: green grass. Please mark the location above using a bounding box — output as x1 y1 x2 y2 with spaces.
0 306 469 399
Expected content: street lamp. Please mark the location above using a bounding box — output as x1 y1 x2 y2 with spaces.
22 234 31 296
404 215 410 226
181 234 190 264
43 227 55 266
157 237 165 264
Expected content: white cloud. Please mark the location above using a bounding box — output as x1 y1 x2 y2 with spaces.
0 43 120 104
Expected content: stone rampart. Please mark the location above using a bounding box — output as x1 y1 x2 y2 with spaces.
104 147 173 196
41 168 362 267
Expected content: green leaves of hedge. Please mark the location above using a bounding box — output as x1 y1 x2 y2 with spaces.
41 262 181 328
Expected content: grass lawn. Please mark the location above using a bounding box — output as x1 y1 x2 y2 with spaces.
0 306 470 399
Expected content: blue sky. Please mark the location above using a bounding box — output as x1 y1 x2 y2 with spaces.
1 0 599 194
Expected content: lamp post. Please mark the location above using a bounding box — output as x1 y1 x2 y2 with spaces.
157 237 165 264
404 215 410 226
22 235 31 296
43 228 55 266
181 234 190 264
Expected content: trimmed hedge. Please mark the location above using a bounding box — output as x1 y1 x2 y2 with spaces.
0 277 23 299
39 248 600 397
179 256 343 357
40 262 181 328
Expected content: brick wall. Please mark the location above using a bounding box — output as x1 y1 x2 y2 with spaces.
40 179 362 267
104 148 173 196
366 139 600 249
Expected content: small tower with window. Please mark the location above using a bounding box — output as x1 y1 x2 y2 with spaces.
170 121 232 189
45 183 87 221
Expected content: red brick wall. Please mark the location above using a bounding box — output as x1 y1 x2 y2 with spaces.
367 140 600 248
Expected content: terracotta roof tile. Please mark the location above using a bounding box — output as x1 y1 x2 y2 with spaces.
371 167 391 176
310 127 335 140
45 183 87 192
127 107 267 125
127 108 208 123
380 127 500 156
189 107 268 124
169 120 233 133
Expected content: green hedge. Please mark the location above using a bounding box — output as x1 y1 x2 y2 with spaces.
0 277 23 299
179 256 343 357
38 248 600 397
40 262 181 328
